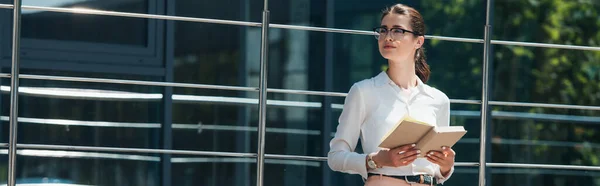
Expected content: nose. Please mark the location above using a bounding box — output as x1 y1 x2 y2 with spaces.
385 33 394 41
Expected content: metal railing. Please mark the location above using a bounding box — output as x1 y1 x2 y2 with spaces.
0 2 598 186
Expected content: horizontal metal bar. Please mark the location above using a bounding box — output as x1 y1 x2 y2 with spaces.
0 116 161 128
21 5 261 27
171 157 321 167
174 95 323 108
490 101 600 111
450 99 482 105
0 149 160 161
492 40 600 51
265 154 328 161
455 162 480 167
0 85 163 101
270 23 375 35
0 3 12 9
451 110 600 123
3 144 599 171
16 74 259 92
490 167 600 177
425 35 484 43
16 144 257 158
487 163 600 171
12 5 599 51
267 88 347 97
7 74 600 112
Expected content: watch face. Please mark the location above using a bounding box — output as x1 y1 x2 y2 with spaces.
368 160 377 168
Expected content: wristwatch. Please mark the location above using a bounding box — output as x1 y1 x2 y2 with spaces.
367 153 380 169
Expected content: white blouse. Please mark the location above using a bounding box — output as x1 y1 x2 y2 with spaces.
327 71 454 184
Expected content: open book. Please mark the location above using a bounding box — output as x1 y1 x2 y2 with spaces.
378 115 467 156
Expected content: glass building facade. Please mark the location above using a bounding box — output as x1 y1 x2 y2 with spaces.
0 0 598 185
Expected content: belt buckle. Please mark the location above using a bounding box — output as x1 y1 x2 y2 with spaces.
403 176 417 184
404 175 434 186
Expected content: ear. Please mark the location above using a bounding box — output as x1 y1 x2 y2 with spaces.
415 36 425 49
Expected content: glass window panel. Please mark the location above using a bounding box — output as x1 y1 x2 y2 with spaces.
21 6 148 46
267 28 482 99
491 105 600 166
271 0 485 39
175 0 262 22
21 69 162 81
448 104 481 163
265 94 324 157
492 46 600 106
173 23 260 87
22 0 149 13
331 31 483 100
264 161 324 186
0 7 12 65
492 168 600 186
493 0 600 45
14 79 162 149
329 166 478 186
172 87 257 153
171 157 256 186
0 155 6 185
0 77 11 143
16 152 160 185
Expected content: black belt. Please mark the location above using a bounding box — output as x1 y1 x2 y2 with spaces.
368 173 438 185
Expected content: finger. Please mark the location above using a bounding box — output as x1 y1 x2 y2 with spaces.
400 151 419 160
426 156 442 165
427 152 445 162
395 147 418 157
397 155 418 166
441 146 456 157
394 144 416 152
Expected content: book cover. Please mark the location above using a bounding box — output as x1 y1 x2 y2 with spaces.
378 115 467 156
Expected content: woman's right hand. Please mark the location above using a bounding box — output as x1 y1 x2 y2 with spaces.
373 144 421 167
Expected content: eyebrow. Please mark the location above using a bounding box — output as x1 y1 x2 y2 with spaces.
380 25 406 29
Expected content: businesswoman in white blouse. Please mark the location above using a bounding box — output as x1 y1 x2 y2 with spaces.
327 4 455 186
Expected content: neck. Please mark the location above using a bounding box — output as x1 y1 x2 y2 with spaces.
386 59 417 89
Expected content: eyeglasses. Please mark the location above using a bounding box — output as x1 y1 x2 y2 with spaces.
373 27 421 40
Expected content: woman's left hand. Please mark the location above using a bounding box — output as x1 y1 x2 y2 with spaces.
426 146 455 177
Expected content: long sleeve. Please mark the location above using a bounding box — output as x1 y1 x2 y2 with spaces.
435 96 454 184
327 83 369 179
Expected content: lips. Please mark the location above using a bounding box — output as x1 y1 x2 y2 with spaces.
384 45 396 49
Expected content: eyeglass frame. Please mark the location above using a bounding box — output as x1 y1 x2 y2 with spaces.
373 26 423 40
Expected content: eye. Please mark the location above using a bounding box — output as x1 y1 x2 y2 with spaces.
376 28 388 34
391 28 405 34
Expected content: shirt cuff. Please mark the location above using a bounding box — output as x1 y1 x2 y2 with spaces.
346 153 369 179
436 166 455 184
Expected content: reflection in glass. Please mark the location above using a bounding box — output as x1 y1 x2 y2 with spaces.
15 153 159 185
265 95 324 157
172 87 257 153
21 3 148 46
491 106 600 166
171 157 255 186
175 0 261 22
492 168 600 186
13 79 162 149
173 23 260 87
265 161 323 186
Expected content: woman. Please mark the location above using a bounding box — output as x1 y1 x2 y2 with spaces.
327 4 455 186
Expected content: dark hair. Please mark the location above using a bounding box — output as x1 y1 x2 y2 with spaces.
381 4 430 82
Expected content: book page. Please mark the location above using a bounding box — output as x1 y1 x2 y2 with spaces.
378 116 433 149
417 126 467 156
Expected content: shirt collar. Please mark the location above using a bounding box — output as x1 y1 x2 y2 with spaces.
373 71 434 98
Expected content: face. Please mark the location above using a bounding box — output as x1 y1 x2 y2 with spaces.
377 14 424 62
